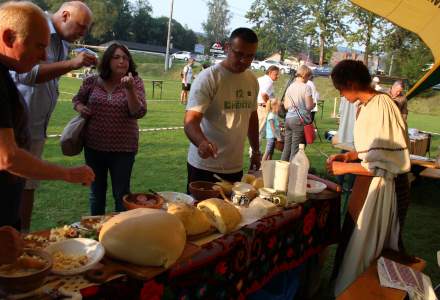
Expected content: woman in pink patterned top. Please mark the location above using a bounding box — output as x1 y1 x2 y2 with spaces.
73 43 146 215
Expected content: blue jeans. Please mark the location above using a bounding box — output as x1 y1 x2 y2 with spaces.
281 117 305 161
264 138 276 157
84 147 135 215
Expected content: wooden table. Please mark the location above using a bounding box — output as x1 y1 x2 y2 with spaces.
151 80 163 99
338 252 426 300
420 167 440 179
332 142 439 170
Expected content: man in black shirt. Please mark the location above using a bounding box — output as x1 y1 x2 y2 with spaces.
0 1 95 230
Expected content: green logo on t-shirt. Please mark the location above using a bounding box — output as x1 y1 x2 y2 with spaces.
224 100 253 110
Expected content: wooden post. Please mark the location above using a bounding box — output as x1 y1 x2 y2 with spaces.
332 97 339 118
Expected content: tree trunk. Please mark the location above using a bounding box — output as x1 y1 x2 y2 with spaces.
388 53 394 76
363 16 373 67
319 33 325 66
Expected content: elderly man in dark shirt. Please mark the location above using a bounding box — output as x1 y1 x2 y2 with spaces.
388 80 408 122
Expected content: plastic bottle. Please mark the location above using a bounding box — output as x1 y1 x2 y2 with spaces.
287 144 310 204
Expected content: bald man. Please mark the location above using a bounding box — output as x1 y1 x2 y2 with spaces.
9 1 96 231
0 1 94 231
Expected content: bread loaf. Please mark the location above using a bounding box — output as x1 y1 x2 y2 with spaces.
99 208 186 268
167 203 211 235
197 198 241 234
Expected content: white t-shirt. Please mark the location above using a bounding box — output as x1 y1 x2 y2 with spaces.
186 63 259 173
306 80 320 112
337 97 357 145
182 65 193 84
285 81 312 120
257 74 274 104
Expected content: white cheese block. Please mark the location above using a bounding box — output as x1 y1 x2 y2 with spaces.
99 208 186 268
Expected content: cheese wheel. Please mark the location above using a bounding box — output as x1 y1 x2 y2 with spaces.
197 198 241 234
99 208 186 268
167 203 211 236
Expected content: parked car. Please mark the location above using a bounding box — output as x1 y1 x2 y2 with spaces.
313 66 332 77
171 51 192 61
259 60 291 74
213 54 227 64
251 60 261 70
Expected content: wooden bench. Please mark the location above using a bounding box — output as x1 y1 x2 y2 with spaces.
337 251 426 300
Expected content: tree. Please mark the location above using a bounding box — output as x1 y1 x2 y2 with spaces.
246 0 306 60
130 0 153 44
382 26 433 83
111 0 133 41
345 3 387 66
302 0 348 66
202 0 231 48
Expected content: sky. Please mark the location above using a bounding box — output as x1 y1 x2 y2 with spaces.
146 0 255 34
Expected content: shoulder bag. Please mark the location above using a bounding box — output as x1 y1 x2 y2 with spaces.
60 76 97 156
290 98 316 145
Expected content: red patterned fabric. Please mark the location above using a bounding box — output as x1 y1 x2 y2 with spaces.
80 196 340 300
73 75 146 152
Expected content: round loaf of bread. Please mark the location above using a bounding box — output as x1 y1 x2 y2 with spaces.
167 203 211 236
197 198 241 234
99 208 186 268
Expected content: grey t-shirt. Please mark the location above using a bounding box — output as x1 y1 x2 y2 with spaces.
186 63 258 173
284 81 312 120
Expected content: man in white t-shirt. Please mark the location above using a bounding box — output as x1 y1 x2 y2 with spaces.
306 76 320 121
184 28 260 188
180 58 194 104
257 65 280 139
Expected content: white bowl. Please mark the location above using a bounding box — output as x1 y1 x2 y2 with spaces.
158 192 194 205
306 179 327 194
44 238 105 276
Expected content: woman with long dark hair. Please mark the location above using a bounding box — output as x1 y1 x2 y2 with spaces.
327 60 410 296
73 43 146 215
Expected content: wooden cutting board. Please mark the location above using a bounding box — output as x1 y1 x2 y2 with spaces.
85 242 201 283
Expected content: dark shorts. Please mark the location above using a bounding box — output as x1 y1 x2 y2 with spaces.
187 162 243 194
182 83 191 91
264 138 276 156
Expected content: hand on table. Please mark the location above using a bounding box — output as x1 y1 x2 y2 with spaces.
65 165 95 186
0 226 24 265
198 140 218 159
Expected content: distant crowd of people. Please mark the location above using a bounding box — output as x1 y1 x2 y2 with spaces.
0 1 411 297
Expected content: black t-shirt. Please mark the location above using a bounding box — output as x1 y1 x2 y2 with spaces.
0 63 30 228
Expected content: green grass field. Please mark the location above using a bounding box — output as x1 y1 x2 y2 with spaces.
31 56 440 294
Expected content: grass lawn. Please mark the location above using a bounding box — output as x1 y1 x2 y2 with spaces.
31 57 440 296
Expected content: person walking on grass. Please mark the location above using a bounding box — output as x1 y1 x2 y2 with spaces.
73 43 146 216
0 1 94 231
10 0 96 232
262 98 282 161
180 58 194 104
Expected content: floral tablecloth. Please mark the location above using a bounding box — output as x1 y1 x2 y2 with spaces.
81 195 340 300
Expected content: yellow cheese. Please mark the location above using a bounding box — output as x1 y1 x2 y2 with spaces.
167 203 211 236
197 198 241 234
99 208 186 268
